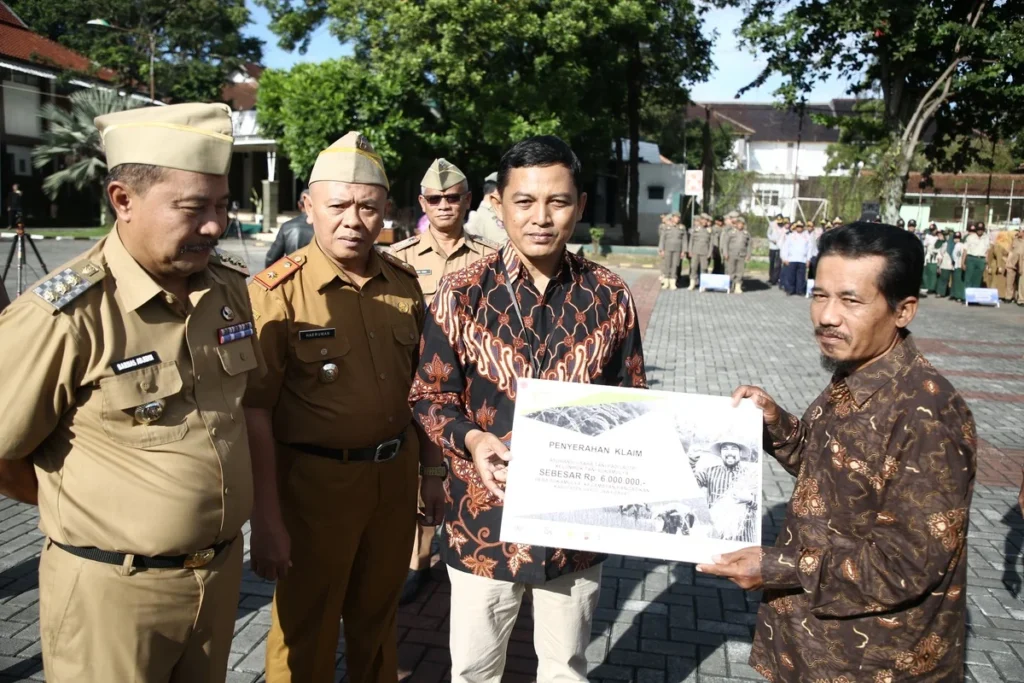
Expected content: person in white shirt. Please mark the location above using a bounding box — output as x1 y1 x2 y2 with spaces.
963 222 990 288
780 221 813 296
936 230 955 298
951 232 968 301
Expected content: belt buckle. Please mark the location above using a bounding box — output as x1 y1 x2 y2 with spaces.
374 438 401 463
184 547 216 569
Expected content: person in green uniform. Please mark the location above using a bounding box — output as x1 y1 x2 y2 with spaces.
951 232 967 301
933 232 950 297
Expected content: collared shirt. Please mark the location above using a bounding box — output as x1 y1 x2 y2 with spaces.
767 223 786 250
409 245 647 583
694 463 758 542
0 228 263 556
964 232 990 258
466 201 508 246
721 228 752 259
752 334 975 682
389 227 498 302
244 239 424 450
780 231 812 263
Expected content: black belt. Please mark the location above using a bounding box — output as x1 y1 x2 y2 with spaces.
289 433 405 463
51 538 233 569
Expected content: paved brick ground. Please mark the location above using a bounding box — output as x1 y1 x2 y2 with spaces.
2 240 1024 682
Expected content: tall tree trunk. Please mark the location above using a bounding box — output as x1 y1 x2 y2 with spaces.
880 131 914 224
626 42 641 246
615 137 627 235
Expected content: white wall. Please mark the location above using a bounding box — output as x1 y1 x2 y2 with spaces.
3 81 41 138
747 141 832 176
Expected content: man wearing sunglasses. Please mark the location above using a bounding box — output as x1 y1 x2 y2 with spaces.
389 158 499 604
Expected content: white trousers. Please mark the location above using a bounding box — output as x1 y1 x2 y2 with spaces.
447 564 602 683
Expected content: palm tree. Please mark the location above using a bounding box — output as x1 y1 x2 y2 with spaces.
32 88 143 226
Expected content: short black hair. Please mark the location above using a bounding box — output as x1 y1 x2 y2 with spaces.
497 135 582 195
105 163 167 196
713 215 724 222
816 221 924 312
482 180 498 195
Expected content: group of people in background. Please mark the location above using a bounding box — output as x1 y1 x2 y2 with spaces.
920 221 1024 305
658 210 752 293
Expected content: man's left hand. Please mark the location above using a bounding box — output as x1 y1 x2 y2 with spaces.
419 475 445 526
697 547 763 590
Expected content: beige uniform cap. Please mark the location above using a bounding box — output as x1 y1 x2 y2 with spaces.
726 210 741 219
95 102 234 175
421 158 466 192
309 131 389 190
484 172 498 183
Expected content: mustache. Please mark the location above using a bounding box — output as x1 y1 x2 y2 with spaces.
178 240 218 254
814 325 851 343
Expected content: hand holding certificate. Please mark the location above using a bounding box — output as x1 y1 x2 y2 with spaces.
499 379 764 565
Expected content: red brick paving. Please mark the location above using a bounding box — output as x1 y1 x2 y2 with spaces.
630 273 660 337
943 369 1024 381
914 337 1022 360
962 391 1024 404
975 440 1024 488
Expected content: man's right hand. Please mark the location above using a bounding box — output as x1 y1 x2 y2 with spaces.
466 429 511 500
731 385 782 426
250 511 292 581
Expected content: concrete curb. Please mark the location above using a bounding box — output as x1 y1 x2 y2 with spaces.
0 232 98 241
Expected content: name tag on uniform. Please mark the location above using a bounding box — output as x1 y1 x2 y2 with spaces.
218 321 254 345
111 351 161 375
298 328 336 340
416 269 432 275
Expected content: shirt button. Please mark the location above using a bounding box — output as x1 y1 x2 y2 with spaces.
139 381 151 392
369 331 376 339
379 373 386 380
240 353 247 361
409 333 415 340
195 375 201 383
211 427 218 437
224 487 230 495
321 349 328 356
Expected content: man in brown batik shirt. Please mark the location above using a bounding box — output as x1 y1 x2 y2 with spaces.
701 222 976 682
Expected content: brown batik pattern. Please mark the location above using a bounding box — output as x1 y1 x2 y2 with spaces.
751 334 976 682
409 245 647 583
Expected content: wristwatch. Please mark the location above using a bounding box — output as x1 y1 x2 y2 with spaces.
420 461 450 479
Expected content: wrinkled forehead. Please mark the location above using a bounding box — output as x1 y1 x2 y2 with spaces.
310 180 387 204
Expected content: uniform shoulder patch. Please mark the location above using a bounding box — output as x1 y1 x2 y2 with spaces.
390 235 420 251
377 247 418 278
469 234 501 251
210 251 250 276
32 260 105 311
253 255 304 290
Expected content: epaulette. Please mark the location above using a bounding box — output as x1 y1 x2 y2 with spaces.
377 247 418 278
253 255 305 290
211 250 250 276
469 233 501 251
32 260 105 312
389 234 420 251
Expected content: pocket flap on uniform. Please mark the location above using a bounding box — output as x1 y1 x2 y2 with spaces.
295 336 351 363
393 323 419 346
100 361 183 411
217 337 259 376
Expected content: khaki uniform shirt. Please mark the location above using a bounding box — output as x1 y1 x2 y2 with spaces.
721 228 752 259
688 226 715 258
658 225 687 252
0 228 264 556
466 201 507 245
388 228 498 303
244 240 424 450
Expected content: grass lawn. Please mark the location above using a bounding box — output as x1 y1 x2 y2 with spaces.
20 227 111 238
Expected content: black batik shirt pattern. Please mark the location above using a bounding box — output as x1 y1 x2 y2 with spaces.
409 245 647 583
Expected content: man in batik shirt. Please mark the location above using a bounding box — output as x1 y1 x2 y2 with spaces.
701 222 976 682
409 136 646 683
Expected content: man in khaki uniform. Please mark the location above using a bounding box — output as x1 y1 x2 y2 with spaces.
1006 226 1024 304
721 215 752 293
0 103 262 682
687 213 715 290
243 132 446 683
657 212 687 289
389 158 498 603
465 171 507 245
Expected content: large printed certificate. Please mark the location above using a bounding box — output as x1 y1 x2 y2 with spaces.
499 379 764 565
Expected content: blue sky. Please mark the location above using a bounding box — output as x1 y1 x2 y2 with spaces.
245 3 855 104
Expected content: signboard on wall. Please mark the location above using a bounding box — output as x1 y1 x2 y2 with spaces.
684 170 704 197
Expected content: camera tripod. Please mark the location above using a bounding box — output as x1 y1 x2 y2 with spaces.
2 221 49 297
223 212 252 262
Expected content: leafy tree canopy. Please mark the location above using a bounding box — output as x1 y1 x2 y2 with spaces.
9 0 262 102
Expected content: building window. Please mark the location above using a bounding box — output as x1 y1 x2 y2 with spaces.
11 73 40 87
7 145 32 176
647 185 665 200
757 189 781 207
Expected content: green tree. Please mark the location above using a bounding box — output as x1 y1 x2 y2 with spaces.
8 0 262 102
256 59 436 203
739 0 1024 223
255 0 714 244
32 88 142 225
641 105 735 169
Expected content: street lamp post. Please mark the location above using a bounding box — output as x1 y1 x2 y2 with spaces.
86 18 156 101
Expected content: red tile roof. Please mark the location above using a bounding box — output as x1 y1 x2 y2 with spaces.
0 13 116 81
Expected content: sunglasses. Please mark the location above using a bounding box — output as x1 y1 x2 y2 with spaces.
423 193 465 206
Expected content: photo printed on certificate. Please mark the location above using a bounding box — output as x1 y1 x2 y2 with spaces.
500 379 764 565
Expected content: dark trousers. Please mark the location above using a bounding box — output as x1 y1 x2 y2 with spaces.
712 247 724 274
781 262 807 295
768 249 781 284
